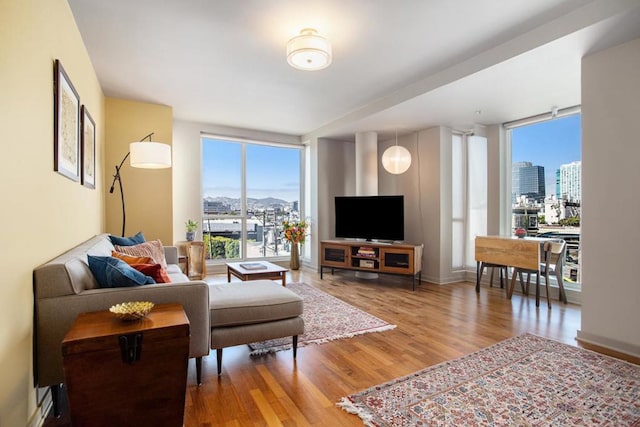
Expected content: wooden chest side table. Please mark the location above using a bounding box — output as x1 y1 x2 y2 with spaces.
62 303 190 427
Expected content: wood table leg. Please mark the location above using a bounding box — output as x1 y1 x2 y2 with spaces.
227 266 231 283
282 272 286 287
507 269 518 299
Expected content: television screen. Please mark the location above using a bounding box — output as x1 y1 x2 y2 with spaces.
334 195 404 241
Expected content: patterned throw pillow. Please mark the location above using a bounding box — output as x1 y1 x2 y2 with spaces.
111 251 153 266
108 231 146 246
87 256 155 288
131 263 172 283
114 240 167 268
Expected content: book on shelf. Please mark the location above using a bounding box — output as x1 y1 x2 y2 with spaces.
239 262 267 270
357 247 377 257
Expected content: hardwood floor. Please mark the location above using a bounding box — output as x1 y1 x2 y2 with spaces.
45 269 638 426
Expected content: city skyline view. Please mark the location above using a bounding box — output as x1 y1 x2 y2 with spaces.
511 114 581 197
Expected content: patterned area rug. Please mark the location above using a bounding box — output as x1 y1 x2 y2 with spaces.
248 282 395 355
338 334 640 426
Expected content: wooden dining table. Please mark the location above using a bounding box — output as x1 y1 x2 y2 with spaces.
475 235 552 301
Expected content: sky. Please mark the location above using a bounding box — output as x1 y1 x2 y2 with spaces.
511 113 581 195
202 138 302 202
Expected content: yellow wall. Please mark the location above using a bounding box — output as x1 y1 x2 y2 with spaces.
0 1 105 425
105 98 174 245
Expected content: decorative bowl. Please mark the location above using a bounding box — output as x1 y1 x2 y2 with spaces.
109 301 154 320
515 227 527 238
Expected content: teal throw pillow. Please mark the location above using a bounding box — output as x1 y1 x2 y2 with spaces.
108 231 146 246
88 255 155 288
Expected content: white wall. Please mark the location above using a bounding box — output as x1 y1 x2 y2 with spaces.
315 137 355 248
579 37 640 356
486 124 507 235
405 127 444 282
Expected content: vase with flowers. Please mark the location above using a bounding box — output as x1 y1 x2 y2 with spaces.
282 219 308 270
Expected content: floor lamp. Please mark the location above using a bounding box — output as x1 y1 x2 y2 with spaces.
109 133 172 237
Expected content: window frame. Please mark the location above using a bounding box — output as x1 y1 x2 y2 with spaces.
201 133 305 264
503 106 582 290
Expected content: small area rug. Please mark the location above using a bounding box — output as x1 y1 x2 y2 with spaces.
338 333 640 426
249 282 395 355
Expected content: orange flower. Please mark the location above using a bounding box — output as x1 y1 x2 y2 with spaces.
282 220 309 244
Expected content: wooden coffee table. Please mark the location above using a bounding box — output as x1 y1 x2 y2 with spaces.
226 261 289 286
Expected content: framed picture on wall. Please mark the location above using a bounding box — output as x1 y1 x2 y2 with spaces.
81 105 96 189
53 59 81 182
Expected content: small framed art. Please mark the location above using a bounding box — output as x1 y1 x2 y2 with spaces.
81 105 96 189
53 59 81 182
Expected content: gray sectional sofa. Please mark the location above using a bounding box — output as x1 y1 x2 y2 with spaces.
33 233 210 414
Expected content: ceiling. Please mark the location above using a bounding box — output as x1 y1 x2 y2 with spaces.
68 0 640 142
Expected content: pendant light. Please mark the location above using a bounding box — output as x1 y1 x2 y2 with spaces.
381 130 412 174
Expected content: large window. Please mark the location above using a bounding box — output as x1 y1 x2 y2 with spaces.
452 133 488 270
202 136 303 262
506 110 582 285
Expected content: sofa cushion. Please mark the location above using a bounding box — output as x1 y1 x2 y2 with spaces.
209 280 303 327
111 251 153 265
108 232 145 246
131 263 171 283
165 264 189 283
114 240 167 268
88 256 155 288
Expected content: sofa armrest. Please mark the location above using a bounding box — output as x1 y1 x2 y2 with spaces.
164 246 179 265
35 280 210 388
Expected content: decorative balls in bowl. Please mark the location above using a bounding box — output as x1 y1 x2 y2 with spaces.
109 301 154 321
515 227 527 238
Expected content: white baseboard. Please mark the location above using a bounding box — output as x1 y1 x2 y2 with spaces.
576 330 640 359
28 389 51 427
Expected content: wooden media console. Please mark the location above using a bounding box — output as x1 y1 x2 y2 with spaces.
320 240 423 290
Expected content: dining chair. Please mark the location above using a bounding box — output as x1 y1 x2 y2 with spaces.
539 240 568 307
520 240 568 308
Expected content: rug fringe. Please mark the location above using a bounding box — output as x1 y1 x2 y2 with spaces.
336 397 376 427
310 324 397 345
249 324 396 356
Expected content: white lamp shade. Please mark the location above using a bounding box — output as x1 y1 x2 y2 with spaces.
287 28 332 71
381 145 412 174
129 142 172 169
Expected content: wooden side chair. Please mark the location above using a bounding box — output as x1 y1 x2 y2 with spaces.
518 240 568 309
186 241 206 280
539 240 568 307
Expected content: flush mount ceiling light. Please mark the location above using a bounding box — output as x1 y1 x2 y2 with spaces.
381 130 412 174
287 28 332 71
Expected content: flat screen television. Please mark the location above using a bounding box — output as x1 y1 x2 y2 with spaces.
334 195 404 242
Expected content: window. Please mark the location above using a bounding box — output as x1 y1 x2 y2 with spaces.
506 110 582 286
452 133 488 270
201 136 303 262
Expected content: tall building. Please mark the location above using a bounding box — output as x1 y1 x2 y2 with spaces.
555 169 561 199
559 161 581 202
512 161 546 202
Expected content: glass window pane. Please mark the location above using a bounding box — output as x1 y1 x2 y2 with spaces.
466 136 487 268
246 144 301 259
452 134 464 219
510 114 582 285
452 221 464 269
202 138 242 261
